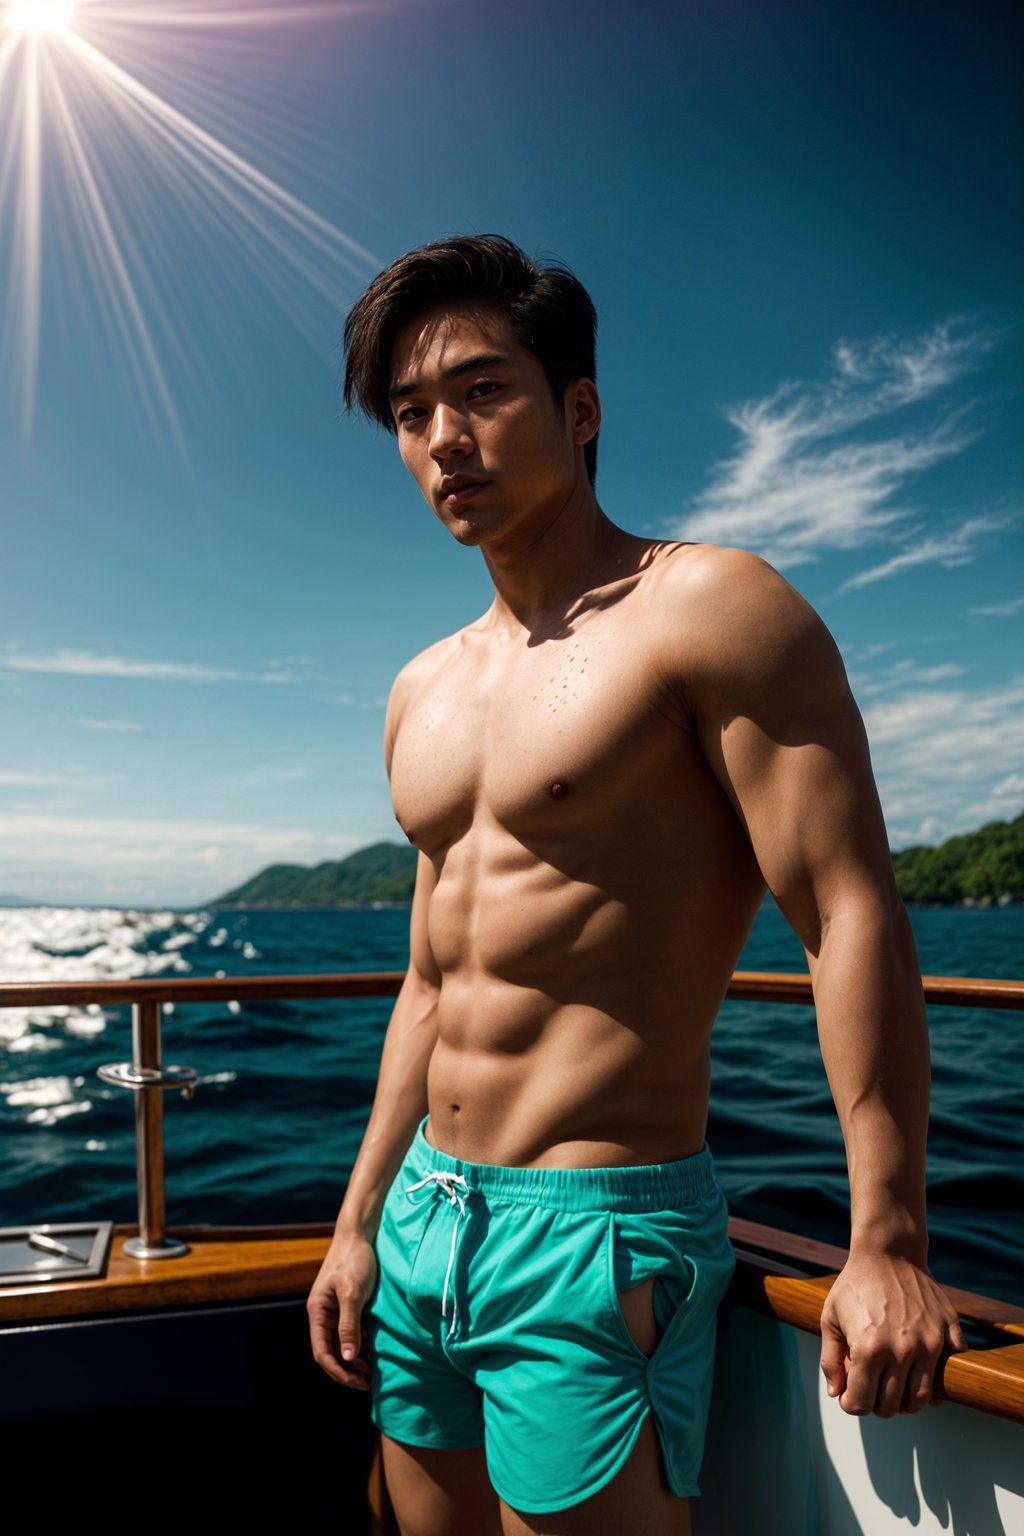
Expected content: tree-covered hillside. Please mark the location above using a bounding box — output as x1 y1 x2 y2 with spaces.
209 842 417 907
892 812 1024 905
208 814 1023 909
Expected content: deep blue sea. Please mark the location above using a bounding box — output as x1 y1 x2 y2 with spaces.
1 902 1021 1303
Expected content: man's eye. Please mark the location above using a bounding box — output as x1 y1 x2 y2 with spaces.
468 380 500 400
398 406 426 425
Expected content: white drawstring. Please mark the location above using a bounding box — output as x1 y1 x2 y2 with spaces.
405 1169 472 1340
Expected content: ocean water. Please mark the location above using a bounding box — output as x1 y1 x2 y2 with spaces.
0 902 1020 1304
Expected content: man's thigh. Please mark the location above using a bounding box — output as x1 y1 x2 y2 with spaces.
381 1420 690 1536
380 1434 503 1536
499 1416 692 1536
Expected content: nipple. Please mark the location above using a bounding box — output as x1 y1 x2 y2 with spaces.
548 780 569 800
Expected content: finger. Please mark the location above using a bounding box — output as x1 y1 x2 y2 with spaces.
839 1353 885 1417
900 1324 946 1415
946 1317 968 1354
337 1300 363 1364
819 1314 848 1400
312 1349 371 1389
308 1295 341 1363
900 1354 937 1415
874 1361 912 1419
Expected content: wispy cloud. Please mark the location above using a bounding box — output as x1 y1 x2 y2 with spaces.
334 692 387 710
0 770 64 786
969 593 1024 618
2 648 297 684
859 672 1024 845
836 513 1011 592
75 717 145 732
0 812 365 905
679 318 1000 575
220 766 311 791
845 658 968 700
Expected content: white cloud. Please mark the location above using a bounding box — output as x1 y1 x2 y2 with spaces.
846 658 968 699
860 673 1024 845
75 717 145 732
2 648 297 684
0 811 365 905
334 692 387 710
0 770 64 786
969 593 1024 618
220 765 311 790
679 319 999 575
837 514 1010 593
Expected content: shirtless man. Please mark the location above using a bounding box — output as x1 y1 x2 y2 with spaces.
307 235 966 1535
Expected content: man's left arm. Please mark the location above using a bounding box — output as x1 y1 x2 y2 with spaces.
676 547 967 1418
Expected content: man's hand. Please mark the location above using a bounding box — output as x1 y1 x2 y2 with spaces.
307 1229 379 1391
820 1252 968 1417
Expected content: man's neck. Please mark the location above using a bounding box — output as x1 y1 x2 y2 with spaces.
481 485 636 634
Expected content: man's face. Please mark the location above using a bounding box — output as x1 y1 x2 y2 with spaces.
388 301 586 549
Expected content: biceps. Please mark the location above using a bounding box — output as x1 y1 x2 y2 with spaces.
711 690 896 949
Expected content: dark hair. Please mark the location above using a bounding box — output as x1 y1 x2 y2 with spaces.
342 234 599 485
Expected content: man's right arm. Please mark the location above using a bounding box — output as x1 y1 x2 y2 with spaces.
307 849 440 1389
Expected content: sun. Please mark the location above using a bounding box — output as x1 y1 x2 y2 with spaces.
4 2 75 34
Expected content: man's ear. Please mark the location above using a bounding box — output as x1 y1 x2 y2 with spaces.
569 379 601 446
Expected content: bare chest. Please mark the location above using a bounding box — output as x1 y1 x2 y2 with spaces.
390 628 683 856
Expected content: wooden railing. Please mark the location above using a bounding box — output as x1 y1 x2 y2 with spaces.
1 969 1022 1008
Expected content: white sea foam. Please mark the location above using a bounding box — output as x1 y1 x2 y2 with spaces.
161 932 196 951
7 1032 62 1053
65 1015 107 1037
1 1074 78 1107
27 1100 92 1126
0 906 202 1042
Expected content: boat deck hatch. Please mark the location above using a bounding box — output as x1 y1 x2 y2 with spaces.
0 1222 112 1285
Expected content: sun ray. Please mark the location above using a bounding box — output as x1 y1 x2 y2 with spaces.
39 39 186 454
0 0 382 455
1 34 44 444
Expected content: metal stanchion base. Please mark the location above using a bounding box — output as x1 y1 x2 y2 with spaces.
123 1236 190 1260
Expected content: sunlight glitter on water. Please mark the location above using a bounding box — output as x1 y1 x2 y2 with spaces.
0 904 202 1051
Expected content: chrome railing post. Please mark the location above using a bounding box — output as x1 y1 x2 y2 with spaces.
98 997 197 1259
131 999 179 1258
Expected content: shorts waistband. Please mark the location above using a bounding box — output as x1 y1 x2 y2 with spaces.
405 1116 719 1212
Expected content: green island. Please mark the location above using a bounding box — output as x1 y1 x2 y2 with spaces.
209 814 1023 910
891 811 1023 906
210 841 418 907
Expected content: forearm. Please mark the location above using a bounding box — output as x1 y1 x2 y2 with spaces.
334 970 439 1241
811 893 930 1262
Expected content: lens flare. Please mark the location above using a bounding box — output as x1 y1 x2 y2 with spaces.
5 3 74 34
0 1 380 456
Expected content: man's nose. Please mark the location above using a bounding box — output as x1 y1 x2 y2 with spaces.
429 404 472 463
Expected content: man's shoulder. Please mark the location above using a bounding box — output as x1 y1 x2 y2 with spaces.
655 542 827 649
383 623 475 761
649 542 844 712
391 629 463 696
655 541 790 606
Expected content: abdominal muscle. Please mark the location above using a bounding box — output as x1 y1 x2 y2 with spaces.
419 846 755 1169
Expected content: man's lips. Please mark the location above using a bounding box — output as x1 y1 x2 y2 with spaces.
440 478 490 507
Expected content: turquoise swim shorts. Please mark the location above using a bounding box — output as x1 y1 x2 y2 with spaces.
363 1116 735 1514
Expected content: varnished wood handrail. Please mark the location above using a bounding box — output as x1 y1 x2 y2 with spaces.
728 972 1024 1009
0 970 1021 1009
729 1265 1024 1423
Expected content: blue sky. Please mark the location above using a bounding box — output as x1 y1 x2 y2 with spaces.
1 0 1021 907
